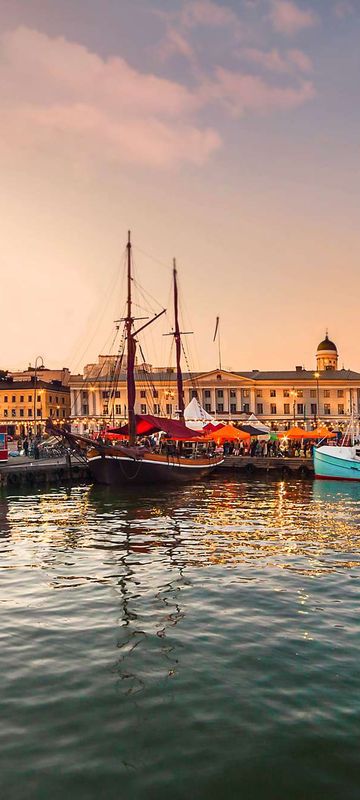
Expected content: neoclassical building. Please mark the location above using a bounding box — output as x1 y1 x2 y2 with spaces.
69 335 360 433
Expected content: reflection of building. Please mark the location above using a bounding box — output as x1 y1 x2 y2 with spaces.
69 335 360 432
0 379 70 433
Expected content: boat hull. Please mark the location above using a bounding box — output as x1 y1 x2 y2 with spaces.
314 446 360 482
87 452 224 486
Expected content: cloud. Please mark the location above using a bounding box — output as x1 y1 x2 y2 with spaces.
334 1 354 18
180 0 242 30
269 1 318 35
242 47 312 74
0 27 220 168
213 67 315 115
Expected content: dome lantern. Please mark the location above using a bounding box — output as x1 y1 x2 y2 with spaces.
316 331 338 371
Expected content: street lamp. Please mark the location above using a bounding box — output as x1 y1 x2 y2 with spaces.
290 389 297 425
33 356 44 435
314 371 320 426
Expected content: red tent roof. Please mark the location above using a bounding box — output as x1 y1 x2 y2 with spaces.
109 414 202 440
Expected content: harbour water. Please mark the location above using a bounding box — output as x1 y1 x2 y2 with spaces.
1 476 360 799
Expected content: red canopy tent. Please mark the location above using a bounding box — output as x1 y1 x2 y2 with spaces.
109 414 203 441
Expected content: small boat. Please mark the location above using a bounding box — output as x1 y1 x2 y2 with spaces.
314 416 360 481
49 232 223 485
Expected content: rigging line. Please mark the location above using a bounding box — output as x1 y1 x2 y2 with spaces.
133 244 171 273
132 277 165 316
71 325 123 417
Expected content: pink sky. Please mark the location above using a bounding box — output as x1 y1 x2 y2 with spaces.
1 0 359 373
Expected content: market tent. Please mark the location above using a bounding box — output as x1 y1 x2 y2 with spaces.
306 426 336 439
277 426 309 440
240 424 269 437
109 415 201 440
184 398 222 430
203 422 224 433
208 424 250 443
246 414 270 433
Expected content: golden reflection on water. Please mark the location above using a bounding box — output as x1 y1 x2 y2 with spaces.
2 478 360 577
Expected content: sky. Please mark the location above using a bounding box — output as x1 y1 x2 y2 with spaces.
1 0 360 374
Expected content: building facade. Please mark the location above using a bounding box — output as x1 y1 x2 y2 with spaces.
69 336 360 433
0 379 70 434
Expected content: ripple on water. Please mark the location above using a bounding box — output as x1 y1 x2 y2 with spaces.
1 477 360 800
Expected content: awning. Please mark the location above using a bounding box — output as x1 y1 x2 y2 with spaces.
305 426 336 439
277 426 310 440
109 414 202 440
208 424 250 442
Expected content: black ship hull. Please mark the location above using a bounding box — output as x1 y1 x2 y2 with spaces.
87 453 223 486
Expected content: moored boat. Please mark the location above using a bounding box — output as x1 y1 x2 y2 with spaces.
314 445 360 481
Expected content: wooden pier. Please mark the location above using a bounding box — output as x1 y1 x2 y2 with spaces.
217 455 314 477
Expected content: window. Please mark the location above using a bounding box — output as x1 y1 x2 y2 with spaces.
337 390 344 398
140 404 147 414
216 389 224 398
243 403 250 414
230 403 237 414
28 409 32 417
62 410 66 418
283 390 290 397
56 396 59 404
310 389 316 398
153 404 160 414
297 403 304 415
205 403 211 413
103 405 108 415
102 391 110 399
37 409 41 417
204 389 211 398
140 390 146 398
270 404 277 414
4 410 8 417
311 403 317 415
297 390 303 398
230 390 236 398
49 396 52 403
284 403 290 414
56 409 60 418
257 403 263 414
82 405 88 415
82 390 88 398
12 396 15 403
49 409 53 417
217 403 224 413
11 409 16 417
166 403 172 416
115 390 120 398
20 395 24 402
115 404 121 415
62 398 65 404
256 390 262 398
324 390 330 398
191 390 198 399
338 404 344 415
37 395 41 402
28 395 32 402
270 390 276 397
4 396 7 402
20 409 24 417
243 389 250 398
153 390 159 398
216 374 222 381
324 403 330 415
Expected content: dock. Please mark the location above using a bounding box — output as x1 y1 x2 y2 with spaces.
0 455 89 488
217 455 314 477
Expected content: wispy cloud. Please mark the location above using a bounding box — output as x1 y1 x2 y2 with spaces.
334 1 354 18
241 46 312 74
269 0 318 35
213 67 315 115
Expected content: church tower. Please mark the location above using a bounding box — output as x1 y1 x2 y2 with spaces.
316 332 338 371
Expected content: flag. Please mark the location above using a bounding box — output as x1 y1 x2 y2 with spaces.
213 316 219 342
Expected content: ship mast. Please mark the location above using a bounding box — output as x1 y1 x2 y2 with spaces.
126 231 136 445
173 259 185 423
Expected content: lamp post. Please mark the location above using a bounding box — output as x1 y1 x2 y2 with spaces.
290 389 297 425
33 356 44 436
314 371 320 426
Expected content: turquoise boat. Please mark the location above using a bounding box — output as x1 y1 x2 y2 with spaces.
314 445 360 481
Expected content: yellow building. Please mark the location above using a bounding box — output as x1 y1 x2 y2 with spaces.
0 379 70 434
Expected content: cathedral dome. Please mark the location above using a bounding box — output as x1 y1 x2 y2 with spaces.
317 334 337 352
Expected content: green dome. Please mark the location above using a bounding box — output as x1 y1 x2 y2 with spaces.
317 335 337 352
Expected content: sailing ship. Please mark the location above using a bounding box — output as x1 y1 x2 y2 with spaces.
314 413 360 481
49 232 223 485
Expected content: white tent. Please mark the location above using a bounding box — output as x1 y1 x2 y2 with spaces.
246 413 270 433
184 397 221 430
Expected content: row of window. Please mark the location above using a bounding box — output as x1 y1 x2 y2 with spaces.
0 395 66 404
1 409 66 418
256 403 345 415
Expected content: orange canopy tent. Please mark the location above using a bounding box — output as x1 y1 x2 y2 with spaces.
208 424 250 443
277 426 308 440
305 426 336 439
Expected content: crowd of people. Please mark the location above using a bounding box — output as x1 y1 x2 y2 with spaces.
222 439 315 458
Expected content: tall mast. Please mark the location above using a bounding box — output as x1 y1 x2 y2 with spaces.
126 231 136 445
173 259 185 422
